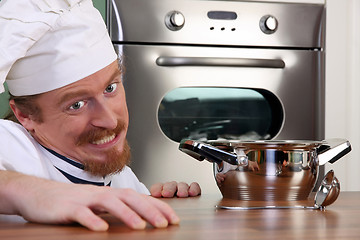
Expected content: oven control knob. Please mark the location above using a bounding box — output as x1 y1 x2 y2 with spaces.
165 11 185 31
260 15 278 34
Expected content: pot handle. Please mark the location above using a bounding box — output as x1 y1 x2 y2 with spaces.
179 139 244 166
317 138 352 165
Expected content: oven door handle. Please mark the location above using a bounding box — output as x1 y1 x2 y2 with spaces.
156 56 285 68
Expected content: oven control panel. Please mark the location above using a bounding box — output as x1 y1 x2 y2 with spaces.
165 10 279 35
109 0 325 48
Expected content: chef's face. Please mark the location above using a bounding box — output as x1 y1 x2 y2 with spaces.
20 60 130 176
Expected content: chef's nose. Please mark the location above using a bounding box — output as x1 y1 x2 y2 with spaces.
90 100 118 129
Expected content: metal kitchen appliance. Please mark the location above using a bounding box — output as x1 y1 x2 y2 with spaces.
179 138 350 207
107 0 326 194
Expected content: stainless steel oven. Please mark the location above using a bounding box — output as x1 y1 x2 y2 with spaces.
107 0 325 194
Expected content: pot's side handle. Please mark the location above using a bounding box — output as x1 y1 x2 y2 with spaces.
318 139 352 165
179 139 239 165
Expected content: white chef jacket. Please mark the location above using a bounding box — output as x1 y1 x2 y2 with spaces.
0 119 150 195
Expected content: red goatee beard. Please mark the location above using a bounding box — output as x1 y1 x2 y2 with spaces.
76 121 131 177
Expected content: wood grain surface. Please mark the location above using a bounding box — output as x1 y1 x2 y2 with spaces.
1 192 359 240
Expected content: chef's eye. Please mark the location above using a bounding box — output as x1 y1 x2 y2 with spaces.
69 101 85 110
104 83 117 93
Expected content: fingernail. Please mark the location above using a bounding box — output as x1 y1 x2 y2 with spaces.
92 221 109 231
133 219 146 230
170 214 180 225
155 216 168 228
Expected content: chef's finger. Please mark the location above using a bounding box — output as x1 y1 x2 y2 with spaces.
161 181 177 198
96 192 148 229
188 182 201 197
72 206 109 231
113 190 174 228
146 195 180 225
176 182 189 198
150 183 164 198
100 188 175 228
215 173 225 183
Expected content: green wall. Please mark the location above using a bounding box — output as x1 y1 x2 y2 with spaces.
0 85 9 118
0 1 107 118
93 0 106 21
0 0 9 118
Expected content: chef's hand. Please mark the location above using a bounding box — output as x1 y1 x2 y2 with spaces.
150 181 201 198
215 173 226 186
0 170 179 231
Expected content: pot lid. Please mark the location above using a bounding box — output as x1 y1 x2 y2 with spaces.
206 139 324 150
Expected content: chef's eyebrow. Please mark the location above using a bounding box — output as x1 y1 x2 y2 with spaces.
57 90 90 107
57 69 122 106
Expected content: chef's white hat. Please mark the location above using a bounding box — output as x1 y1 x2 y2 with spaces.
0 0 117 96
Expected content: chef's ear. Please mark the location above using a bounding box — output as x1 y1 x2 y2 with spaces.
9 99 36 131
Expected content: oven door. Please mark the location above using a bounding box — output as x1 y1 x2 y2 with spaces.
115 44 324 194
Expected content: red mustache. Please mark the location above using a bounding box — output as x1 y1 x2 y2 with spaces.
76 121 126 146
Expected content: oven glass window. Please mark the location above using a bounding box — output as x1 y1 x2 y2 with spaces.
158 87 283 142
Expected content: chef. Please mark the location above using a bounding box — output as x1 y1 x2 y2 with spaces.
0 0 200 231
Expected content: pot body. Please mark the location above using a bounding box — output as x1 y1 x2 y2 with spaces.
213 143 319 201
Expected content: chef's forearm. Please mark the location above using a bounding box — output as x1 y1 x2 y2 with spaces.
0 170 28 215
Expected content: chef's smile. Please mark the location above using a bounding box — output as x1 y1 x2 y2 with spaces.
92 133 116 145
77 119 127 151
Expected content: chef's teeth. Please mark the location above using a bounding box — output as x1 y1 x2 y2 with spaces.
92 134 115 145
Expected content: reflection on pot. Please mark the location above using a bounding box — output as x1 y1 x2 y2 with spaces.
214 149 318 201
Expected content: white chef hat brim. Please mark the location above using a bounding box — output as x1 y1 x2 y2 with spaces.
0 0 118 96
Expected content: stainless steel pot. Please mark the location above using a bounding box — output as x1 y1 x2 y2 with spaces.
179 139 351 202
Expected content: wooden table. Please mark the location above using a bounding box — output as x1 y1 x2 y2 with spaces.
1 192 360 240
